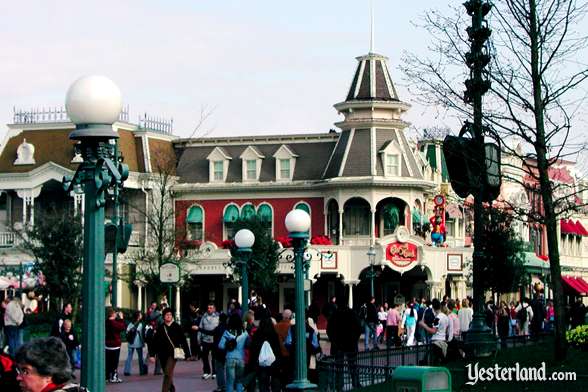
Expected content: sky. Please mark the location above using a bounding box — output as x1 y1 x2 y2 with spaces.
0 0 464 138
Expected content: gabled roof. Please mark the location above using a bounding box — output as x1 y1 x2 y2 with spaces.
240 145 265 159
206 146 232 161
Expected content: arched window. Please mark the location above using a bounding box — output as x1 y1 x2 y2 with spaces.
344 198 370 236
257 204 273 236
295 202 311 235
224 204 240 240
241 204 256 220
186 205 204 241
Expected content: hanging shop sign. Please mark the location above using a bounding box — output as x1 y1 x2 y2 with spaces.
386 242 418 268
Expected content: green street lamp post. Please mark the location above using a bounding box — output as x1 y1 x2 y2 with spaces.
462 0 498 357
63 75 128 392
234 229 255 315
285 209 316 390
367 246 376 298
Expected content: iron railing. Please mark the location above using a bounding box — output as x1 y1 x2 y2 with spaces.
318 345 432 391
137 113 173 135
13 106 130 124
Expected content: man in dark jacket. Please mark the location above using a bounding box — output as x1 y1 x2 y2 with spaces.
363 297 379 350
327 305 362 389
50 303 73 337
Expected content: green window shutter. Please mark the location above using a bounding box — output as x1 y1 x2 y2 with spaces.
224 205 239 223
295 203 310 214
411 208 421 225
440 149 449 182
426 145 437 171
186 206 203 223
241 204 256 220
257 204 272 223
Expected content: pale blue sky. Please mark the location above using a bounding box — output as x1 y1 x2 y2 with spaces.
0 0 541 138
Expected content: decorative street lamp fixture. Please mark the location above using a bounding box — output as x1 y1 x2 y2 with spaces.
63 75 128 392
234 228 255 315
366 245 377 298
284 209 316 390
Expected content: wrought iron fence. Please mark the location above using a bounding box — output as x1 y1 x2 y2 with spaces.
13 105 129 124
318 345 432 391
137 113 173 135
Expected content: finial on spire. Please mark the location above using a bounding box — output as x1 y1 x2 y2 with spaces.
369 0 375 53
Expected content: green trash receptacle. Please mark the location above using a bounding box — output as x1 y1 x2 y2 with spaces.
392 366 451 392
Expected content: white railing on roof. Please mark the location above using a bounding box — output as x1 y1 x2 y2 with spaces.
13 105 130 124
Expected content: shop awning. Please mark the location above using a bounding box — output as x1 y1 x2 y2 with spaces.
560 219 588 236
574 220 588 236
524 252 550 274
562 276 588 295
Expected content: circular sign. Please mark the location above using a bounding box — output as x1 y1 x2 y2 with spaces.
396 226 410 243
434 195 446 206
159 263 180 283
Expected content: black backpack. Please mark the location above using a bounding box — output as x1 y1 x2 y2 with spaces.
126 324 138 344
225 337 237 352
517 306 528 323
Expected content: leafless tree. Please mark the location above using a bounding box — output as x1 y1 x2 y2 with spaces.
402 0 588 360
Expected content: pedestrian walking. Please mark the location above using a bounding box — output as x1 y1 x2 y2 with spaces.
58 320 79 372
124 311 147 376
250 317 281 392
187 303 202 361
327 305 362 389
105 308 125 383
50 303 73 338
145 301 163 375
212 313 228 392
402 302 417 346
3 296 24 358
458 299 473 340
361 297 379 350
148 307 189 392
199 303 220 380
219 313 249 392
515 298 534 336
385 303 401 347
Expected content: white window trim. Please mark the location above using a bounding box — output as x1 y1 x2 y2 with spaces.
186 203 205 241
257 202 275 238
379 141 402 178
207 147 232 182
240 146 265 182
223 203 240 240
273 145 298 181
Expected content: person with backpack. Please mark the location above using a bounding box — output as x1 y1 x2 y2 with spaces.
251 317 281 392
515 298 534 336
124 311 147 376
219 313 249 392
212 313 228 392
422 300 436 344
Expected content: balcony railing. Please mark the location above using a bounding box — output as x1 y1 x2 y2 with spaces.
0 232 15 247
138 113 173 135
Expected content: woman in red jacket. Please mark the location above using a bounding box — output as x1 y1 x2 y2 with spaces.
105 308 126 383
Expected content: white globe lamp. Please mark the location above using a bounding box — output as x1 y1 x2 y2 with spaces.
234 229 255 249
65 75 122 140
285 209 311 233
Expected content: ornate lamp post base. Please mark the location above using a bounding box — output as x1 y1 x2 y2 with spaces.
464 319 497 357
286 380 318 390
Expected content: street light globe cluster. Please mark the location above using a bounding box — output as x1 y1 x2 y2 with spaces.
65 75 122 125
234 228 255 248
285 209 311 233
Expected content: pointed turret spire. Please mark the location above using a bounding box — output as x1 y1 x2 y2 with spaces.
370 0 375 54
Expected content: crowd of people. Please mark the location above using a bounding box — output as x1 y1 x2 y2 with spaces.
0 289 586 391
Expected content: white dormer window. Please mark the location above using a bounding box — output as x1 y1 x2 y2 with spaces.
273 144 298 181
240 146 264 182
279 159 290 179
213 161 224 181
385 154 400 176
379 140 402 178
207 147 232 182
